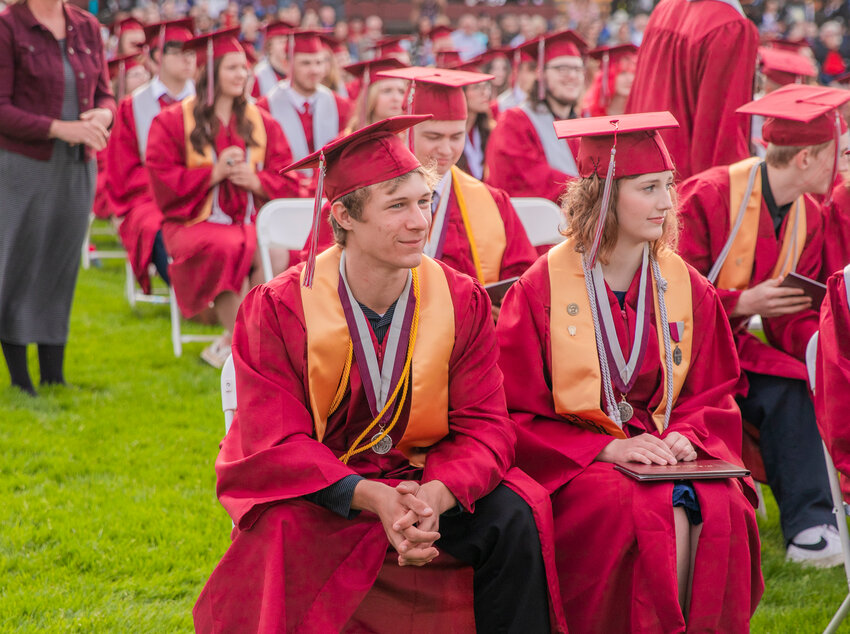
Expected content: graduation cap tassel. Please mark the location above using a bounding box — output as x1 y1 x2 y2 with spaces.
302 151 326 289
827 110 842 206
117 60 126 101
600 52 610 108
406 81 416 152
206 38 214 106
510 49 520 93
537 38 546 102
158 25 166 60
360 67 370 129
588 121 619 268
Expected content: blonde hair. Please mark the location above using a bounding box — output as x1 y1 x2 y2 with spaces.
561 174 679 262
765 139 832 168
331 166 437 245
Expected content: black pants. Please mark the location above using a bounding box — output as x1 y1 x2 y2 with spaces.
738 371 834 542
436 484 550 634
151 230 171 286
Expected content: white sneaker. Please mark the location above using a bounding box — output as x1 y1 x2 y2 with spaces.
786 525 844 568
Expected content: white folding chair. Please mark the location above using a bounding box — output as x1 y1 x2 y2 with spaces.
222 353 236 434
807 331 850 633
169 279 219 357
509 197 566 248
81 214 126 269
125 261 171 308
256 199 321 282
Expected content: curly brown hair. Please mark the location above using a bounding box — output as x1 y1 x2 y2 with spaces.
189 56 257 156
561 174 680 263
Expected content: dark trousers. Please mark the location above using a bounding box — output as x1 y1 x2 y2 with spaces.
151 230 171 286
437 484 550 634
738 371 834 542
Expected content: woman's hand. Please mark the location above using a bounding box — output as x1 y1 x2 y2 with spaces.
596 434 678 465
663 431 698 462
80 108 113 131
210 146 245 185
228 160 263 195
49 118 109 151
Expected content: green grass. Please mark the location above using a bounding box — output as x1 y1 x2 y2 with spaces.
0 238 848 632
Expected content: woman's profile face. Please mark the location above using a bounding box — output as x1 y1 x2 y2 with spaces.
614 170 675 247
371 79 407 122
217 52 249 98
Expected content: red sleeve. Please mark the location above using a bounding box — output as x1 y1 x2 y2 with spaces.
335 93 353 132
422 267 515 512
816 271 850 480
677 170 744 315
216 272 361 530
489 184 537 280
496 259 612 494
0 17 53 141
485 108 572 204
689 20 757 175
106 96 150 216
762 199 823 361
145 106 214 223
255 110 300 201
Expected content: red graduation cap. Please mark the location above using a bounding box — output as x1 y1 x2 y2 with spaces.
377 66 494 121
429 25 454 46
183 28 244 104
372 35 408 57
737 84 850 145
114 17 144 36
435 49 462 69
588 43 638 106
554 111 679 266
450 47 510 73
108 53 146 100
281 114 432 287
319 33 346 55
143 18 194 53
758 46 817 86
768 37 812 54
263 19 297 40
738 84 850 204
284 29 326 55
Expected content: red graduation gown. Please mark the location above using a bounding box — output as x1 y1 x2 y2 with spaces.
145 104 299 317
92 148 111 219
822 181 850 280
816 270 850 481
291 181 537 281
485 107 577 204
496 256 762 633
193 260 566 633
625 0 758 180
105 94 168 294
677 166 824 383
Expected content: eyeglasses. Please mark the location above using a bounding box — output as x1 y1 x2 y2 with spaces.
545 64 584 76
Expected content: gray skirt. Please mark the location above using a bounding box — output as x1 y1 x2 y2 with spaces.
0 142 95 345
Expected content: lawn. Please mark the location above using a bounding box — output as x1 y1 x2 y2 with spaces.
0 248 848 632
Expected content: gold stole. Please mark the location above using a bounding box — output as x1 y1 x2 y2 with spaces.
299 247 455 467
547 240 693 438
450 165 507 285
181 96 268 226
718 157 807 290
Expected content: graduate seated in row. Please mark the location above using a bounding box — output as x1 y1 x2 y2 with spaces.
816 265 850 491
193 116 564 633
677 84 850 567
497 112 763 632
106 19 196 296
145 29 300 368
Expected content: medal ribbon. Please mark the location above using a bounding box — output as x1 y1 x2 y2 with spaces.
424 172 453 260
338 251 414 421
590 244 652 395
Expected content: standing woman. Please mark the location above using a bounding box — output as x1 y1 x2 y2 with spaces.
145 28 299 368
497 113 763 631
0 0 115 395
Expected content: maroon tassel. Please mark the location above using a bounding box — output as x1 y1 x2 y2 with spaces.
537 38 545 102
302 152 326 288
206 39 214 106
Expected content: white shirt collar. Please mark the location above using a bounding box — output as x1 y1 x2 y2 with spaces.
287 86 319 110
687 0 745 16
150 76 195 101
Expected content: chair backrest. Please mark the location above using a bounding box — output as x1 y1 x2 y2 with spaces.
221 354 236 433
510 197 565 247
256 198 321 282
806 331 819 393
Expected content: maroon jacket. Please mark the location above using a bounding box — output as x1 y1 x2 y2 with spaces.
0 2 115 161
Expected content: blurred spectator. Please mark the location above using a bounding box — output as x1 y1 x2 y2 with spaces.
452 13 487 60
813 20 850 83
499 13 519 43
818 0 850 27
302 8 320 28
319 5 336 28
